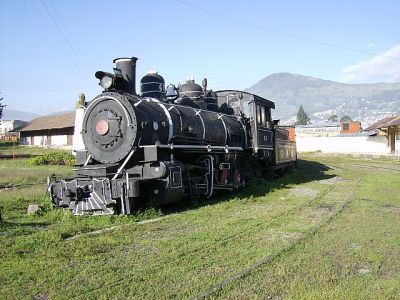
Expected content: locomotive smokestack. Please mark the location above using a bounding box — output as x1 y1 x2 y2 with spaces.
113 57 138 95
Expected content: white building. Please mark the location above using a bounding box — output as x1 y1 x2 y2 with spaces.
18 112 75 148
0 120 27 135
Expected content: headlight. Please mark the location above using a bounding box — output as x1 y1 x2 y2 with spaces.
100 75 113 89
95 71 115 90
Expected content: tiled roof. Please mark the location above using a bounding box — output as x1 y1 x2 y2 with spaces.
18 111 75 132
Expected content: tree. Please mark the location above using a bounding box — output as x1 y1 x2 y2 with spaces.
340 115 352 122
0 96 6 120
328 114 338 122
295 104 310 125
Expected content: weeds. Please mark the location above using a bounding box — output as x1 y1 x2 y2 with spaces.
28 151 75 166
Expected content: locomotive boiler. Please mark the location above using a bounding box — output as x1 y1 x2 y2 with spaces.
48 57 297 215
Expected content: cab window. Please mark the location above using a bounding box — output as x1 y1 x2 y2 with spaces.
256 104 261 124
227 94 240 108
242 100 253 119
257 104 271 128
261 106 266 125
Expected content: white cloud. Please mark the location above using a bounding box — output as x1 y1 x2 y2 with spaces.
342 44 400 83
366 42 376 48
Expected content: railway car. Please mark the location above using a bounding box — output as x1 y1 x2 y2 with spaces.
48 56 297 215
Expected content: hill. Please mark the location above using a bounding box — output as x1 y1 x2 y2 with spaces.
1 109 40 121
246 73 400 126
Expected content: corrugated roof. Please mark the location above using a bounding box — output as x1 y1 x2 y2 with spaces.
18 111 75 132
363 115 400 131
384 115 400 127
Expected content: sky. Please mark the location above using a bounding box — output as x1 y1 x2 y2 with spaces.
0 0 399 115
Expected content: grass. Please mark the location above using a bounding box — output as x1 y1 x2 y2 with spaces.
0 141 66 156
0 145 74 186
0 153 399 299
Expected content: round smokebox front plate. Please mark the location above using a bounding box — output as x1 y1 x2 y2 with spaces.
82 95 137 163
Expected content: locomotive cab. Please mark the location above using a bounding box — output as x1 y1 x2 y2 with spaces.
215 90 275 156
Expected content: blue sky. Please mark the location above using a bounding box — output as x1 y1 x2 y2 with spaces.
0 0 399 114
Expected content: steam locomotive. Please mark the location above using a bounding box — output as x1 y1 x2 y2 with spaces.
48 57 297 215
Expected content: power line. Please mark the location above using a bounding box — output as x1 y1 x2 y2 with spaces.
47 0 92 70
37 0 92 74
0 88 79 92
175 0 400 61
31 1 66 54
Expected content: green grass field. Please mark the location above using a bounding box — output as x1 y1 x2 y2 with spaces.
0 142 63 156
0 149 399 299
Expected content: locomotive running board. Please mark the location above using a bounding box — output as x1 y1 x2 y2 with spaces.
155 144 243 153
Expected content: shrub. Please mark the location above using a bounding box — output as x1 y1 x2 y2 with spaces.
28 151 75 166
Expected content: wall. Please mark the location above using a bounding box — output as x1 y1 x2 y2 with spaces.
51 135 68 146
72 108 85 153
33 135 45 146
296 135 391 154
340 121 361 134
21 134 71 148
295 126 341 137
20 128 73 148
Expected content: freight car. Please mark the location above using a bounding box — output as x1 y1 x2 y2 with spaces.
48 57 296 215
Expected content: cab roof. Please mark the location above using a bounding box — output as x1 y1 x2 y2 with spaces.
215 90 275 109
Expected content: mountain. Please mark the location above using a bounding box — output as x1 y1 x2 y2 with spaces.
1 109 41 121
246 73 400 126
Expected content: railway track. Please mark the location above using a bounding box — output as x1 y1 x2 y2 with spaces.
192 178 361 299
75 168 348 298
345 162 400 173
0 182 44 191
298 160 400 173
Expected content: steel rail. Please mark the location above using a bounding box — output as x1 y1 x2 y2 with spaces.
0 182 44 190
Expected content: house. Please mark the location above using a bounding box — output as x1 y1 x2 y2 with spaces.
0 120 27 140
340 121 361 134
363 115 400 155
18 112 75 148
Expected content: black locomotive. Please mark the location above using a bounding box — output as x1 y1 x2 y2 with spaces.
48 57 297 215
